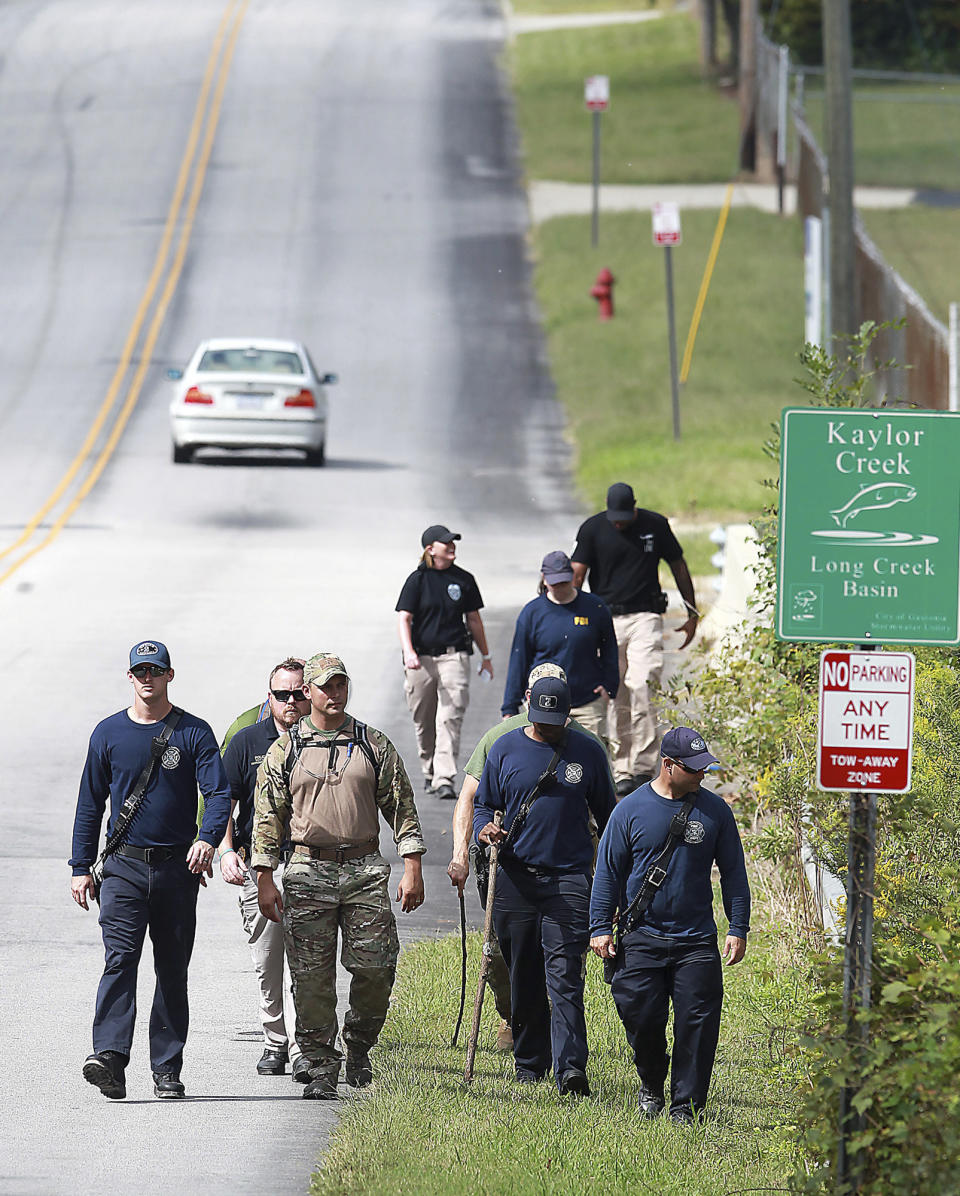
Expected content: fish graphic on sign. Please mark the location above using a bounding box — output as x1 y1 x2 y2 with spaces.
809 481 938 547
829 482 916 528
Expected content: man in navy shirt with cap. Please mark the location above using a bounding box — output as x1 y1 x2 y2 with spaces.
69 640 231 1101
475 676 615 1096
589 726 750 1123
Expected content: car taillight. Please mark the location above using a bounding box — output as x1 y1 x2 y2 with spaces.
184 387 213 405
284 389 315 408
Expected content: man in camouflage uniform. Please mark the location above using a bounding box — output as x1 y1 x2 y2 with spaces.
252 652 425 1100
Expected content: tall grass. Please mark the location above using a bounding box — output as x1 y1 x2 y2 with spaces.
311 930 808 1195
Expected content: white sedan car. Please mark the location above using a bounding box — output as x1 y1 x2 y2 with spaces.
168 338 337 465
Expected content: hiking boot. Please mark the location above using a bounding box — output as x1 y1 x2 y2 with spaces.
558 1068 590 1097
82 1051 126 1100
257 1047 288 1075
291 1056 313 1084
496 1019 514 1052
614 778 636 798
637 1084 665 1119
345 1049 373 1088
669 1105 698 1125
515 1069 544 1084
433 782 456 800
153 1072 185 1099
303 1070 339 1100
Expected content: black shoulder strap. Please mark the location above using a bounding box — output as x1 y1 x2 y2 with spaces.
99 707 184 860
352 721 380 783
617 794 696 940
501 734 566 852
282 722 305 791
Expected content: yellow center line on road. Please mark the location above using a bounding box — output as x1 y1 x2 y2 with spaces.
0 0 249 588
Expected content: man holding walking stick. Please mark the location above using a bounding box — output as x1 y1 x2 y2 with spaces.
473 677 615 1095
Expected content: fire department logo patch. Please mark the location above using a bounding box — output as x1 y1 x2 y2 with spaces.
564 764 583 784
447 583 462 602
684 821 705 844
161 746 181 770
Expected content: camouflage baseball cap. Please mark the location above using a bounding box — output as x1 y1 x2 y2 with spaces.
527 662 566 687
304 653 349 687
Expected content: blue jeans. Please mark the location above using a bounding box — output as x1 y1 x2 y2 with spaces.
493 863 590 1087
610 928 723 1113
94 851 200 1074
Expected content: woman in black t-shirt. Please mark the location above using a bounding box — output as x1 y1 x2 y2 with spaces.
395 524 493 800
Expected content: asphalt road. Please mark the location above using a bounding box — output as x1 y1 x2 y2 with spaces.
0 1 582 1192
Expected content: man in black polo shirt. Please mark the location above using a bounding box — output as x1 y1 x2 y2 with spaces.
219 658 312 1081
572 483 699 796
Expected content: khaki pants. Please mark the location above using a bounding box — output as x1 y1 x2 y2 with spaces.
239 868 301 1062
403 650 470 787
608 611 663 782
569 696 607 742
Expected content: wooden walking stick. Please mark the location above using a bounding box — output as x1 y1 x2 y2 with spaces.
450 889 467 1047
464 810 503 1082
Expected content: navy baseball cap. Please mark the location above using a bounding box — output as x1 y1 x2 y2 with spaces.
541 550 574 584
421 524 461 548
605 482 636 522
528 676 571 726
129 640 171 670
660 726 719 770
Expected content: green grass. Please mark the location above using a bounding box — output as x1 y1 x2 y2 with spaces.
532 208 802 520
311 929 807 1195
802 83 960 192
510 14 740 184
860 206 960 326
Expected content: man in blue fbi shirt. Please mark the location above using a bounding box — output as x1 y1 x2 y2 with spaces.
589 726 750 1123
475 676 615 1096
69 640 231 1101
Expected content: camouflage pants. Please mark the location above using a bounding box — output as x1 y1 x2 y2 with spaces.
282 853 400 1071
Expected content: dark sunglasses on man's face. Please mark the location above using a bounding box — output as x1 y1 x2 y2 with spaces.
271 688 308 704
670 758 702 774
131 664 167 679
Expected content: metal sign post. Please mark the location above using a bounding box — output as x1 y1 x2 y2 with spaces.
584 76 609 248
652 203 682 441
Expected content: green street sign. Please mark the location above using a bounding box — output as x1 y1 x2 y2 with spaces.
777 407 960 644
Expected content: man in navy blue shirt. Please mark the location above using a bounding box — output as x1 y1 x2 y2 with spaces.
69 640 231 1101
219 657 311 1081
475 677 615 1096
589 726 750 1123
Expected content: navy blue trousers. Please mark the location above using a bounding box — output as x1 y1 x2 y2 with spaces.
94 852 200 1074
610 929 723 1114
492 863 590 1087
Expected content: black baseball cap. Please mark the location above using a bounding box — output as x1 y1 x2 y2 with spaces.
660 726 719 770
541 550 574 584
129 640 171 670
605 482 636 522
528 676 571 726
421 524 461 548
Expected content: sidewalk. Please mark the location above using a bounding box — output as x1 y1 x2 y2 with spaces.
528 179 922 223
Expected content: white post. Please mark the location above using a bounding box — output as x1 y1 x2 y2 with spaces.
805 216 823 348
950 302 959 412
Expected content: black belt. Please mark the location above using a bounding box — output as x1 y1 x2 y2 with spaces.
116 843 191 864
292 839 378 863
607 603 657 617
507 859 571 879
419 644 468 657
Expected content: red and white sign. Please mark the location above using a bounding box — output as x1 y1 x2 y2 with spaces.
585 76 609 111
652 202 682 246
817 650 914 792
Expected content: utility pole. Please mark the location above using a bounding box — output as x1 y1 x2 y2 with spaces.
699 0 717 69
822 0 856 345
738 0 757 171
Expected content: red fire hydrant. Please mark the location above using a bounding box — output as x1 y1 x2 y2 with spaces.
590 268 615 320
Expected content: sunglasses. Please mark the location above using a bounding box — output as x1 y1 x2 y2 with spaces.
271 688 308 703
131 664 167 679
670 758 702 774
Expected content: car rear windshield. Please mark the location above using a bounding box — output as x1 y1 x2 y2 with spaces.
197 348 304 374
